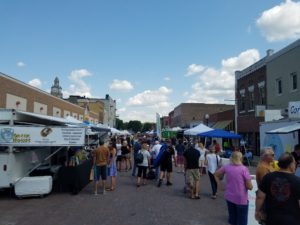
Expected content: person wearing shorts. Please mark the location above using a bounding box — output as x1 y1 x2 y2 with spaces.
175 139 185 173
93 140 109 195
95 165 107 181
183 143 200 199
157 140 176 187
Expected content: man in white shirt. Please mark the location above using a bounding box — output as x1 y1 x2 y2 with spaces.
151 140 162 179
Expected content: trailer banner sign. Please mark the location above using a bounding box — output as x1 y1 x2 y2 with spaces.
289 101 300 119
0 126 85 146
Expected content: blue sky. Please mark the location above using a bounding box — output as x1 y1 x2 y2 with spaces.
1 0 300 122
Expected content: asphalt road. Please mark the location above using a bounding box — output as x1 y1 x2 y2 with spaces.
0 167 252 225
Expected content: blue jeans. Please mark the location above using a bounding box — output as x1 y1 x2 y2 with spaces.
155 166 160 179
132 161 137 176
226 200 248 225
208 171 217 195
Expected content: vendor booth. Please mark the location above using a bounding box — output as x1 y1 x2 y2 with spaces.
0 109 109 197
197 129 244 162
184 123 213 136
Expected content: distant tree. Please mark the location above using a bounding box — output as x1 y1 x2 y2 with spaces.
123 122 129 130
116 118 124 130
127 120 142 133
142 122 155 132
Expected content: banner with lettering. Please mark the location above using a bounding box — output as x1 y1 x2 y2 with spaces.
0 126 85 146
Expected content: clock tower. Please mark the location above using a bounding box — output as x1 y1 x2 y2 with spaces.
50 77 63 98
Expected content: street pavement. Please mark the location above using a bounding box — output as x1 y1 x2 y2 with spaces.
0 166 257 225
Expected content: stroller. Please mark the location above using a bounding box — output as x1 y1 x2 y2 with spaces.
147 167 156 180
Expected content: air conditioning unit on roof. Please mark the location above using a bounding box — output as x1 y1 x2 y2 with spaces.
280 108 288 117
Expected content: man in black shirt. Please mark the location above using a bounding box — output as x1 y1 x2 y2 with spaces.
255 152 300 225
291 144 300 168
157 140 176 187
183 143 200 199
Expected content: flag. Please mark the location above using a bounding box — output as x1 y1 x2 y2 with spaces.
156 113 161 139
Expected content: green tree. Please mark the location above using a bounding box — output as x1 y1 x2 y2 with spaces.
116 118 124 130
127 120 142 133
142 122 155 132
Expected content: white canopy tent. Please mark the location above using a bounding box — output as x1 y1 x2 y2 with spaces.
266 122 300 134
120 130 131 135
183 123 213 136
170 127 182 131
110 127 122 135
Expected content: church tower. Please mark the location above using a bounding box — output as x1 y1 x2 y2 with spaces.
50 77 63 98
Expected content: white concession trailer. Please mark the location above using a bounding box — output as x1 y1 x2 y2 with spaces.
0 109 102 197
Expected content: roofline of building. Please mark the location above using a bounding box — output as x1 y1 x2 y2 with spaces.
0 72 85 110
235 38 300 80
68 95 115 102
235 57 268 80
175 102 234 109
266 38 300 63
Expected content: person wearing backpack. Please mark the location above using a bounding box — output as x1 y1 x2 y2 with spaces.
131 137 142 177
157 140 176 187
136 141 151 187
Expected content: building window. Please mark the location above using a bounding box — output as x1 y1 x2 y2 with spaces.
276 78 282 95
290 72 298 91
247 86 254 111
239 92 245 112
258 86 266 105
248 91 254 110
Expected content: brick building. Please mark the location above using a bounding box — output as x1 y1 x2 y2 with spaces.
0 72 99 123
66 95 105 124
209 109 235 131
235 50 273 155
169 103 234 128
161 116 170 129
235 40 300 156
66 94 116 127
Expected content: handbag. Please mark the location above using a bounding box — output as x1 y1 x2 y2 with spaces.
90 167 94 181
216 155 224 180
216 155 222 169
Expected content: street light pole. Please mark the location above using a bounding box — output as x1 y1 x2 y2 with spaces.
205 114 209 126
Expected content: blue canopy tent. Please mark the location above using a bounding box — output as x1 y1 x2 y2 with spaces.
197 129 241 139
197 129 253 165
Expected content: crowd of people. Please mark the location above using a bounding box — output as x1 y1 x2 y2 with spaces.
90 135 300 225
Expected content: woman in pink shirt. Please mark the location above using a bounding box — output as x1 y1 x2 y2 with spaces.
214 151 253 225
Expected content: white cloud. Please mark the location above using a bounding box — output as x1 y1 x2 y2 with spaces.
28 78 42 89
121 110 159 123
17 61 26 67
186 49 260 103
110 79 133 92
164 76 171 81
256 0 300 42
62 69 92 98
185 64 205 77
127 86 172 106
117 107 126 113
121 86 173 122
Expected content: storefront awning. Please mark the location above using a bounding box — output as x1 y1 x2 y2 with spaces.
267 122 300 134
212 120 232 130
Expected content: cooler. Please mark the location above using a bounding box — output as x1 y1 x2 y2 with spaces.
14 176 53 198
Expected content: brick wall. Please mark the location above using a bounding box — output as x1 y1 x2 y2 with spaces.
0 73 86 119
